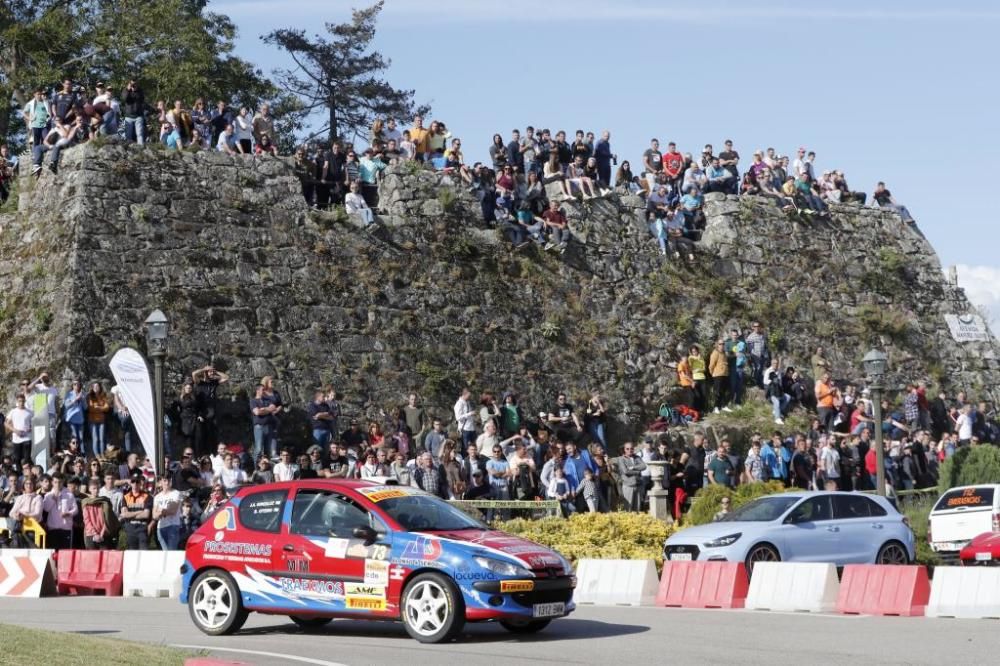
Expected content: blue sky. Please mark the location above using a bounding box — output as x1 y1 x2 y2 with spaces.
214 0 999 322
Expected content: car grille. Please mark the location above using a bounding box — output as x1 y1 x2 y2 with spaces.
531 567 562 580
510 587 574 608
664 544 701 560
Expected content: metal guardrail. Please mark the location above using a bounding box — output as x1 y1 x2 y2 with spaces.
449 499 562 518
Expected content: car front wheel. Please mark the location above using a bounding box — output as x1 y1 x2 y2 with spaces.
876 540 910 565
401 572 465 643
499 618 552 634
188 570 249 636
744 543 781 577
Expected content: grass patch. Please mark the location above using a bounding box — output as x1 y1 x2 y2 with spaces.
704 397 811 436
901 494 938 567
0 624 199 665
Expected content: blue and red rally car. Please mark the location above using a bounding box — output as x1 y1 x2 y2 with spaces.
180 479 575 643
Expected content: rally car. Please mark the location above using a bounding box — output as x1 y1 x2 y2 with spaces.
180 480 575 643
959 531 1000 565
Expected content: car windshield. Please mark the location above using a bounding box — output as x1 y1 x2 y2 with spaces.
378 494 487 531
721 496 800 522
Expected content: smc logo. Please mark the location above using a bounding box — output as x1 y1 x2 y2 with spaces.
400 537 442 561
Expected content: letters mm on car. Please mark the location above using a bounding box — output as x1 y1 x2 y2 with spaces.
180 480 575 643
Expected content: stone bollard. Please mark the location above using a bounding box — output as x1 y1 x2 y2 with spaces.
645 460 673 525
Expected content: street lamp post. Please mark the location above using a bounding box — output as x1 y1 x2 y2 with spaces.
862 349 889 497
144 309 169 475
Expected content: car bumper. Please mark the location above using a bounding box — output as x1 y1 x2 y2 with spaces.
663 541 744 564
463 576 575 621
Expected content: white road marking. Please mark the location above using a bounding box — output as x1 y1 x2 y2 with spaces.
171 644 350 666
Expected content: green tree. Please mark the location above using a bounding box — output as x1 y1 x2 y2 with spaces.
937 445 1000 492
263 0 429 145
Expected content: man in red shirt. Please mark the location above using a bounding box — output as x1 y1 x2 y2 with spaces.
661 142 685 193
541 200 570 253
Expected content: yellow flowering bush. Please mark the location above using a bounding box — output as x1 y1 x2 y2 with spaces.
499 512 677 568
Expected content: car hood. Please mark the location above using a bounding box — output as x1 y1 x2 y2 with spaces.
967 531 1000 550
422 529 565 570
666 521 766 543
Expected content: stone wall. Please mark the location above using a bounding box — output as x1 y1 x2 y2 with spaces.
0 143 996 450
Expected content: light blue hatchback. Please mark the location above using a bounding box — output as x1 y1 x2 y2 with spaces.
663 492 915 573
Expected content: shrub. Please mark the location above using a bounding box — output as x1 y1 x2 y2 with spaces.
686 480 787 526
901 495 938 567
500 512 676 569
937 445 1000 493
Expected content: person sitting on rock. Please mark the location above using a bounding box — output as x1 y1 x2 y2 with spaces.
682 161 708 194
345 180 374 227
541 200 571 253
664 205 695 261
679 186 705 231
705 157 735 194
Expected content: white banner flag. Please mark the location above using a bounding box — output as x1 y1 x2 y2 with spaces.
109 347 158 476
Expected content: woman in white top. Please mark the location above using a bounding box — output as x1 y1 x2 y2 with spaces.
345 180 374 226
543 152 572 201
234 107 253 154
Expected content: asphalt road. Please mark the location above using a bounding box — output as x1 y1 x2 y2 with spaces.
0 597 996 665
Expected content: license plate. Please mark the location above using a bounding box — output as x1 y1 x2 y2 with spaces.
669 553 693 561
976 552 993 561
933 542 966 552
532 602 565 618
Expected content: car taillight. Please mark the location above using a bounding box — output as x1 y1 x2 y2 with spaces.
993 512 1000 532
902 516 911 529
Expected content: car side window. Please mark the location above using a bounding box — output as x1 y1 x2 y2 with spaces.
290 490 377 538
238 489 287 533
866 498 887 517
833 495 873 520
787 497 832 523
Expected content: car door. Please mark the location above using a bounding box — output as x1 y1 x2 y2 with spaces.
781 496 838 562
831 494 877 563
283 488 394 616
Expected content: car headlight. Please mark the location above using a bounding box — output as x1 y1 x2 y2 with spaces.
473 556 533 578
703 533 742 548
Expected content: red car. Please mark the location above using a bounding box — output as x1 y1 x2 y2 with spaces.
959 531 1000 565
180 479 575 643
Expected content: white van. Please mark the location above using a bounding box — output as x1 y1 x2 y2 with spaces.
928 484 1000 562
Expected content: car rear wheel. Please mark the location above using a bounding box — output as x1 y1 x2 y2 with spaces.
745 543 780 577
401 572 465 644
876 540 910 565
499 618 552 634
189 570 249 636
289 616 333 630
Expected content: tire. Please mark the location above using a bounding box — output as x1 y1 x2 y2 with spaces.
400 572 465 643
744 543 781 577
289 616 333 630
188 569 249 636
876 540 910 565
499 618 552 634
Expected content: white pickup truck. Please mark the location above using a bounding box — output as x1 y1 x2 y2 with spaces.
928 484 1000 563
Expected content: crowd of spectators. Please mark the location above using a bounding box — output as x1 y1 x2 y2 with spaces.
2 347 996 550
16 79 280 176
8 76 920 258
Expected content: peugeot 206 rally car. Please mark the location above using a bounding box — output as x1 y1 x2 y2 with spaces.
180 480 575 643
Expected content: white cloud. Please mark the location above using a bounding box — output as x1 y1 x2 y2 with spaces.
953 264 1000 332
212 0 1000 24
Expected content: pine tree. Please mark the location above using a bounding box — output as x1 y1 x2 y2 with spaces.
263 1 429 145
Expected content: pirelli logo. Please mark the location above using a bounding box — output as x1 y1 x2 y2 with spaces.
499 580 534 593
346 596 387 611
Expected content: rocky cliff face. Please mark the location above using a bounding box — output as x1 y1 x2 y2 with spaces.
0 143 995 446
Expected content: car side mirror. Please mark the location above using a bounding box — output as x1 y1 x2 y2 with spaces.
352 526 377 545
